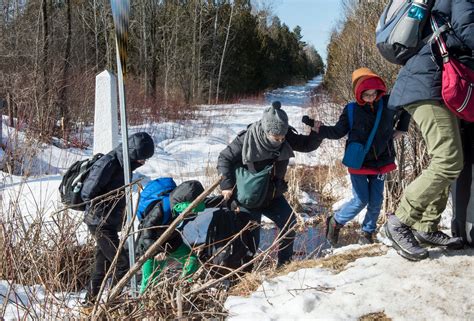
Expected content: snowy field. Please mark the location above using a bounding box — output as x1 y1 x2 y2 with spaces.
0 99 333 233
1 76 339 235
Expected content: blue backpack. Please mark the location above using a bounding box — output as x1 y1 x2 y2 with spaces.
375 0 435 65
136 177 177 223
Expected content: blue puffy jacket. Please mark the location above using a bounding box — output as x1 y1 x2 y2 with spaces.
388 0 474 110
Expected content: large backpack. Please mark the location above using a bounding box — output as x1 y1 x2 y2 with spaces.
183 207 255 274
58 153 103 211
375 0 435 65
205 208 255 273
136 177 177 223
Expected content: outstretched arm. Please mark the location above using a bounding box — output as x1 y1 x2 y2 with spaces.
317 105 350 139
286 126 323 153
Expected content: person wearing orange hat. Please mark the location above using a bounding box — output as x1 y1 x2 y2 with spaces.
302 68 410 246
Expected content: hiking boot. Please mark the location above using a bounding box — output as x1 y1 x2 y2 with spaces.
358 231 374 245
276 258 291 269
413 230 464 250
326 215 343 246
384 215 428 261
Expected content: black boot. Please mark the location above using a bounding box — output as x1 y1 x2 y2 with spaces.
358 231 374 245
326 215 343 246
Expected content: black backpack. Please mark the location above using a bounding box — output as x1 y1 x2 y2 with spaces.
58 153 103 211
204 208 255 274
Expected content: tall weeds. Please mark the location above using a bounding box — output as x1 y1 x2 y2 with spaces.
1 171 324 319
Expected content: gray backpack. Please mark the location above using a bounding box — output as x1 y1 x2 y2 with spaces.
376 0 435 65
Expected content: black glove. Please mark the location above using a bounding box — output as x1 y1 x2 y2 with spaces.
204 195 225 208
302 115 315 127
136 238 154 257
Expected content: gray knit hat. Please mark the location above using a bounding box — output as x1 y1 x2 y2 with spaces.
261 101 289 136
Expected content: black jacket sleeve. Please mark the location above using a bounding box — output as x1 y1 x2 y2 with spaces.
204 195 225 208
217 132 245 191
136 203 182 256
138 203 163 245
318 105 350 139
286 126 323 152
396 109 411 132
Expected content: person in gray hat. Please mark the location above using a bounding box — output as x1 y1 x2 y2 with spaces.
217 101 322 267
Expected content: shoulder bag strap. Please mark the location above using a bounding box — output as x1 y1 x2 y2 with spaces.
363 99 384 155
348 102 356 130
430 14 450 60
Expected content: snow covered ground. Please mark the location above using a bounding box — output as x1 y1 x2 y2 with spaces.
225 244 474 321
1 76 336 237
0 77 333 319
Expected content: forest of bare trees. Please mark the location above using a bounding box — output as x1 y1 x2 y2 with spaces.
0 0 324 141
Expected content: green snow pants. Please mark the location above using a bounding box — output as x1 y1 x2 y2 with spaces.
140 243 199 294
395 100 464 232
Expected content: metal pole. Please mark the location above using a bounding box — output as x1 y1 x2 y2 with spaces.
111 0 136 295
115 39 137 295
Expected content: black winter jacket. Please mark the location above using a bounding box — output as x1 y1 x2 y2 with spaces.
135 194 224 257
318 96 411 169
135 201 183 257
82 132 154 230
217 126 322 207
389 0 474 109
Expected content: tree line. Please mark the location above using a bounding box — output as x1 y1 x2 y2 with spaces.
0 0 324 140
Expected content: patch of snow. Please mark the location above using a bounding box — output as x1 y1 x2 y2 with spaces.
225 247 474 320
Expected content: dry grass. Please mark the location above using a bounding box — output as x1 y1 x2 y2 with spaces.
277 244 387 275
0 176 307 319
227 272 267 297
286 163 347 213
317 244 388 273
0 91 392 318
359 311 392 321
228 244 388 299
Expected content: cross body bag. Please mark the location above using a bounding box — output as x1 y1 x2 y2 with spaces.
342 100 383 169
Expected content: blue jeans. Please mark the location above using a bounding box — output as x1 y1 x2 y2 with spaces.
334 174 385 233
